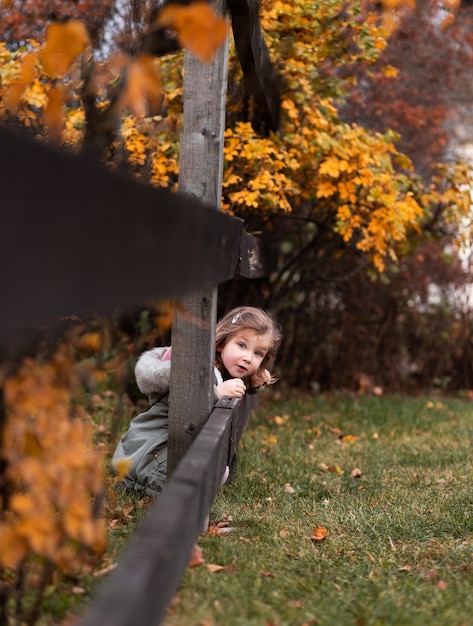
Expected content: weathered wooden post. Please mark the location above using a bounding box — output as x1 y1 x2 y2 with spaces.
168 0 229 477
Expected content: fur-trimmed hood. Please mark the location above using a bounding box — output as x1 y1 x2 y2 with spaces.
134 347 223 398
134 347 171 396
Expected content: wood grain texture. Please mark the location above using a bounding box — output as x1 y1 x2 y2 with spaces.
80 401 236 626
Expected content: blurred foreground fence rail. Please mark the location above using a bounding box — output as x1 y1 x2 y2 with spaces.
1 0 279 620
0 124 268 626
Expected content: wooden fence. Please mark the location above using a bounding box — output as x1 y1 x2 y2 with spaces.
0 124 268 626
0 1 280 623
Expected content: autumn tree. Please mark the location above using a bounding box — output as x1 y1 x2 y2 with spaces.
1 0 472 376
306 0 473 391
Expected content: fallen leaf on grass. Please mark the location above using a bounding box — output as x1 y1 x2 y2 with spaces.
274 414 290 426
341 435 358 444
329 427 343 437
351 467 362 478
318 462 344 475
285 483 296 495
311 526 329 541
206 564 226 573
207 524 234 536
188 544 205 567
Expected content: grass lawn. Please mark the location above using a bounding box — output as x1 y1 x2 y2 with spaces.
159 392 473 626
29 392 473 626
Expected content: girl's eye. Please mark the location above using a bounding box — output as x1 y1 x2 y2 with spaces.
238 342 245 349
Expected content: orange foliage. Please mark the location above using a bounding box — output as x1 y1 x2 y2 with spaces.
0 345 106 574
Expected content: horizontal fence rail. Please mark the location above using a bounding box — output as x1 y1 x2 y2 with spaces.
80 396 255 626
0 128 266 360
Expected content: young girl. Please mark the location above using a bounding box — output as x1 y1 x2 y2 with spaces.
112 306 282 496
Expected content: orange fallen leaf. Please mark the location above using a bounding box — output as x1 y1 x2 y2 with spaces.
351 467 362 478
207 524 234 536
311 526 329 541
188 543 205 567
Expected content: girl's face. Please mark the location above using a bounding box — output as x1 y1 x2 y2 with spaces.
219 330 272 379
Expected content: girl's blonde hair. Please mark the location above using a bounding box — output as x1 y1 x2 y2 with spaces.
215 306 282 390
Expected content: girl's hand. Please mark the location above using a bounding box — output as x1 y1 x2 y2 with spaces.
216 378 246 399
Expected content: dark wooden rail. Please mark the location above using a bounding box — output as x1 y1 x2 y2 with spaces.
1 1 278 622
80 395 255 626
0 126 263 359
0 126 268 626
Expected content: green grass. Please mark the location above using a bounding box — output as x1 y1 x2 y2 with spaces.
25 392 473 626
160 393 473 626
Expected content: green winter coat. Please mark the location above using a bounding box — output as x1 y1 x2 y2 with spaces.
112 347 223 497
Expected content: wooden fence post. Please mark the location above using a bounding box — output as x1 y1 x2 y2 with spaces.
167 0 229 477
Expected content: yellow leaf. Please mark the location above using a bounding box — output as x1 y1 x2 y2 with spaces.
381 65 398 78
319 157 340 178
341 434 357 444
112 457 132 481
40 20 90 77
316 181 337 198
157 2 228 63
